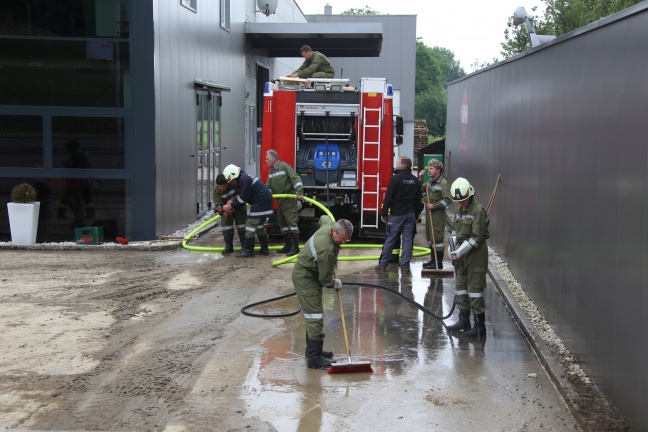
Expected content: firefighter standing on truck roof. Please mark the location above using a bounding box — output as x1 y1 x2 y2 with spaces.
214 173 247 254
292 215 352 369
221 164 273 258
419 159 452 269
446 177 490 338
265 150 303 257
289 45 335 79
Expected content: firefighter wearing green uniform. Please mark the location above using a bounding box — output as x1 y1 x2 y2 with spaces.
292 215 353 369
265 150 304 256
214 174 247 254
446 177 490 337
289 45 335 79
419 159 453 269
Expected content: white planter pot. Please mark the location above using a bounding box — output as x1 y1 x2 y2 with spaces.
7 202 40 245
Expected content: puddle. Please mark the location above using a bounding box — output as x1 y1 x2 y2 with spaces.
153 250 223 266
240 263 578 431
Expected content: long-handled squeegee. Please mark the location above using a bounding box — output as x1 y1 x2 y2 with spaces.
328 287 373 374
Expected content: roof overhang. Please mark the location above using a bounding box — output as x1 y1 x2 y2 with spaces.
246 22 383 57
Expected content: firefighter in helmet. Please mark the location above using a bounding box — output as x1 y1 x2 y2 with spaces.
446 177 490 337
214 174 247 254
221 164 273 258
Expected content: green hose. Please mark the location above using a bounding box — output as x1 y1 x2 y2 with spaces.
182 194 431 265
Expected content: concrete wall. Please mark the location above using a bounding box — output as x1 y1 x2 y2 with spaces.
445 4 648 430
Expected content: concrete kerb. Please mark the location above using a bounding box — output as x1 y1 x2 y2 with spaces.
0 241 183 251
487 255 588 432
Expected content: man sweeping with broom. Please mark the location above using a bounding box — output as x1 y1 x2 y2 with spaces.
419 159 453 270
292 215 353 369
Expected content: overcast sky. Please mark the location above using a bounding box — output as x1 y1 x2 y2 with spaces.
294 0 547 72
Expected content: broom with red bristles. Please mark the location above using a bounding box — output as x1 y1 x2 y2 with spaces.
328 276 373 374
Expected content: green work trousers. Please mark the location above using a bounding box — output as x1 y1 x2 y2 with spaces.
244 216 267 239
221 208 247 231
425 208 446 252
454 243 488 314
292 264 326 340
277 198 299 235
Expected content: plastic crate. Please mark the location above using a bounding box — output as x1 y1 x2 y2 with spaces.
75 226 104 245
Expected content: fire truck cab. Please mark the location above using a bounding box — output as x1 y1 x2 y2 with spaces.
260 77 395 239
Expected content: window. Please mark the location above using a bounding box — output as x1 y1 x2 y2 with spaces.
52 117 125 170
220 0 230 31
181 0 197 12
0 115 43 168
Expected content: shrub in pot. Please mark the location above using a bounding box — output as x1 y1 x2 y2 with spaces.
7 183 40 245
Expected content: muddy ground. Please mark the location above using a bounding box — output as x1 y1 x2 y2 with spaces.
0 224 630 431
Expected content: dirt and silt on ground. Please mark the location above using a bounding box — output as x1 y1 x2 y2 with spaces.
0 225 629 431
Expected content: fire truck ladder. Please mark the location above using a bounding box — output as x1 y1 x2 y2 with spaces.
360 106 382 229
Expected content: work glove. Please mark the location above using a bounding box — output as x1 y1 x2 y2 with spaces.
333 278 343 290
449 240 473 260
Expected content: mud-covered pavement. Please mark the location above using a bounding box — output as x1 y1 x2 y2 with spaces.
0 225 627 431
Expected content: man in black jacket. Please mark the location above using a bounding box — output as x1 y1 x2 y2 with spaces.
375 157 423 273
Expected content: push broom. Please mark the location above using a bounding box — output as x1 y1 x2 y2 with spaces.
421 187 454 276
328 282 373 374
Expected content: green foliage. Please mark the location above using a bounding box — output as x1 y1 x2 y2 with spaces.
501 0 644 58
341 6 381 15
415 42 466 137
11 183 37 203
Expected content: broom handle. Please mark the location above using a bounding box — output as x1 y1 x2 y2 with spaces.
425 187 439 268
486 174 501 216
336 287 353 363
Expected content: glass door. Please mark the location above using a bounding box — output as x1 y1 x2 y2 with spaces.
196 90 221 215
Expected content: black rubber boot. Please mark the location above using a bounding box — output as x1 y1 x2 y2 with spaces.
306 338 332 370
446 308 472 332
422 251 437 269
436 250 445 269
464 312 486 337
278 234 292 254
286 233 300 257
222 230 234 254
238 229 246 247
257 235 269 256
236 237 255 257
305 334 333 359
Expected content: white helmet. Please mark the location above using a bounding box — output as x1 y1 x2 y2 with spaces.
451 177 474 202
223 164 240 182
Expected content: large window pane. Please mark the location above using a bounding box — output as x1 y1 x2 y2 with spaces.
0 115 43 168
0 39 130 107
0 177 127 243
0 0 129 38
52 117 125 169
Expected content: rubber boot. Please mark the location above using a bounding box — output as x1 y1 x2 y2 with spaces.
257 235 269 256
422 251 436 269
446 308 472 332
306 338 332 370
464 312 486 337
436 250 445 269
236 237 255 257
278 233 292 254
238 229 246 247
222 230 234 254
304 334 333 359
286 233 300 257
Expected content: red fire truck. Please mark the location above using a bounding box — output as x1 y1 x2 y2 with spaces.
260 77 398 238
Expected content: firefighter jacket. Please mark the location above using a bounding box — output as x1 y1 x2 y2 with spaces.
424 175 452 211
292 51 335 78
294 215 339 289
381 169 424 218
266 161 304 195
453 198 490 253
231 171 273 218
213 182 240 212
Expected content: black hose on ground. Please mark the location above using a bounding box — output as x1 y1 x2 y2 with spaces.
240 281 456 321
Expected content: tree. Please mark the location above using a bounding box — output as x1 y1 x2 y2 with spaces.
341 6 381 15
501 0 644 58
415 42 465 138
